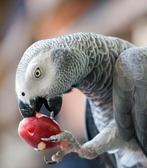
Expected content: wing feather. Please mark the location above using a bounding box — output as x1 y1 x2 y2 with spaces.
114 47 147 155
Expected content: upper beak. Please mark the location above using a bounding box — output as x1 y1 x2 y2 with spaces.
19 96 62 118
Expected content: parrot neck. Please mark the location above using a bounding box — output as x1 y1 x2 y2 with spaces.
76 50 116 131
78 62 113 106
77 45 121 105
76 37 133 105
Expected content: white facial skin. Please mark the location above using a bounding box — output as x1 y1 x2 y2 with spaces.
15 51 56 105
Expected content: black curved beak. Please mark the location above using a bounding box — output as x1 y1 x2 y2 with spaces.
19 96 62 118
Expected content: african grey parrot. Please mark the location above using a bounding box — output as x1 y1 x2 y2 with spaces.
15 32 147 167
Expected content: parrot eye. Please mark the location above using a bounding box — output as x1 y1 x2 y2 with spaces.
34 67 41 78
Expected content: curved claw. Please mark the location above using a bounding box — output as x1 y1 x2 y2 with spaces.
44 156 58 165
41 136 58 142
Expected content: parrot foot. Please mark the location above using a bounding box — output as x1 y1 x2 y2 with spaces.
42 130 81 151
42 130 81 163
44 156 58 165
44 151 63 164
42 130 98 162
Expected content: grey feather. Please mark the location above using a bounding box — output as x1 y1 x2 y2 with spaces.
114 47 147 156
18 33 147 167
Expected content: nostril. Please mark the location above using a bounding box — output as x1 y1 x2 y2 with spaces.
21 92 25 96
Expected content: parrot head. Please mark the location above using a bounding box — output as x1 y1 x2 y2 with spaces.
15 40 83 118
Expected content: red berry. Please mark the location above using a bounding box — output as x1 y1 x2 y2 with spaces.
18 113 61 150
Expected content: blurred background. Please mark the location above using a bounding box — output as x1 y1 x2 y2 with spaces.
0 0 147 168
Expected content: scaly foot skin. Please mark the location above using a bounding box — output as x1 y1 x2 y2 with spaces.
42 130 81 164
42 130 97 164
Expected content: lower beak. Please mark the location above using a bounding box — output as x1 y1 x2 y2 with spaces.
18 96 62 118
